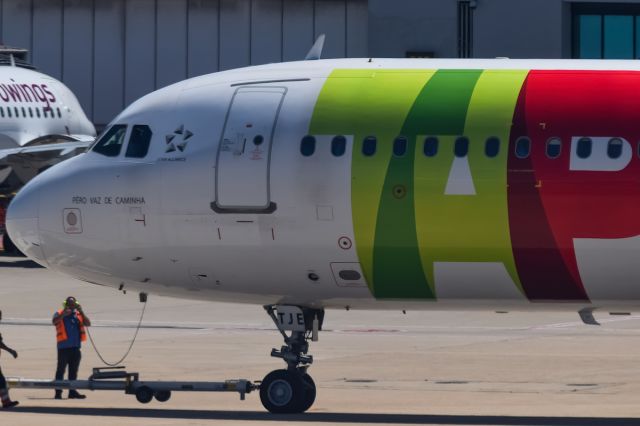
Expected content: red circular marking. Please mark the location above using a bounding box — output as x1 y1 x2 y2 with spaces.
338 236 352 250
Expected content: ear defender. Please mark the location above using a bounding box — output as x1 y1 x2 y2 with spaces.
62 299 79 309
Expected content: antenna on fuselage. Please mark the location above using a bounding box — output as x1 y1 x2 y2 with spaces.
305 34 326 60
9 53 15 67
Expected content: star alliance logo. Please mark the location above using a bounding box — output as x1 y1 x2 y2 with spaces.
165 125 193 153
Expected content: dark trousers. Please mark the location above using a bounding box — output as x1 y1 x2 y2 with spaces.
0 367 6 389
55 347 81 394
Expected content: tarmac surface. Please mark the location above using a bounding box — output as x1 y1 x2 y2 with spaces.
1 255 640 425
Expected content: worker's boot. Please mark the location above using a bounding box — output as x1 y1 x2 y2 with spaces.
68 390 86 399
0 388 18 408
54 390 62 399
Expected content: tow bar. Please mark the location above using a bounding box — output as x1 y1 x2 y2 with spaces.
8 366 258 403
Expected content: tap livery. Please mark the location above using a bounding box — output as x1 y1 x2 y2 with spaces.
7 57 640 413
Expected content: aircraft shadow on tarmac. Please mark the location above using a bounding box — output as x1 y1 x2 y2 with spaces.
0 259 44 268
11 407 640 426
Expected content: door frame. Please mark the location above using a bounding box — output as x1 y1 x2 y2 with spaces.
211 85 287 214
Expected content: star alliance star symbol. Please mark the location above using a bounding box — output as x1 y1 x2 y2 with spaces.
165 125 193 153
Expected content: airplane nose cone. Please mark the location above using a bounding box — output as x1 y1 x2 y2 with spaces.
6 183 46 263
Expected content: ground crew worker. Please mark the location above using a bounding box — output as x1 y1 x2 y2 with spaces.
52 297 91 400
0 310 19 409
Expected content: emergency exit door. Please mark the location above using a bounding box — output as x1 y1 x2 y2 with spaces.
214 86 285 212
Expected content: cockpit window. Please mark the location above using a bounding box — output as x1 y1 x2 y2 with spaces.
125 125 152 158
92 125 127 157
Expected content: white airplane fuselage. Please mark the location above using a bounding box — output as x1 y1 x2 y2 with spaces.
0 64 95 193
0 65 94 149
8 58 640 311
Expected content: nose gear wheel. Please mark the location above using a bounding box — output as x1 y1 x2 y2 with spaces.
260 305 323 414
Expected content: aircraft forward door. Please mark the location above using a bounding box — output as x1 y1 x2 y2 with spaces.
213 86 286 213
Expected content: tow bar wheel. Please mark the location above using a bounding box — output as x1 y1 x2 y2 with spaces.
135 385 154 404
154 390 172 402
260 369 307 414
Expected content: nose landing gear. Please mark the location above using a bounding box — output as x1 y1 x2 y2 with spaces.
260 305 323 414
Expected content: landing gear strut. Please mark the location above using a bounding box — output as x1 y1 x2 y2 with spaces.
260 305 324 414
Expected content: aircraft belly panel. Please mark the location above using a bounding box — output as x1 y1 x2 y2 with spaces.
574 237 640 302
433 262 525 300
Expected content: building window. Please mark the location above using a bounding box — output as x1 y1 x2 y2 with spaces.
573 4 640 59
454 136 469 158
300 135 316 157
362 136 377 157
423 136 438 157
393 136 408 157
577 137 592 159
331 135 346 157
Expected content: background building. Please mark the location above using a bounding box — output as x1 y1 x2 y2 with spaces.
0 0 636 127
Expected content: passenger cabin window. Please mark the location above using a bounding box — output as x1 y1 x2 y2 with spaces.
0 108 4 118
608 138 623 159
57 107 61 118
300 135 316 157
125 125 152 158
577 137 592 159
423 136 438 157
331 135 346 157
485 137 500 158
36 108 40 118
92 124 127 157
253 135 264 146
515 136 531 159
393 136 408 157
28 107 33 118
546 137 562 159
362 136 377 156
6 108 11 118
454 136 469 157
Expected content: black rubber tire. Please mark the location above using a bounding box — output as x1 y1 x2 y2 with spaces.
259 369 305 414
154 390 171 402
299 373 316 413
135 386 154 404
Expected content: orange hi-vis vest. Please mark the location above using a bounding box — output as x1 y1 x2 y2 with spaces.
55 310 87 343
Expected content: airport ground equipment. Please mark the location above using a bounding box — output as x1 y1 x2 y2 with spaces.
8 367 256 403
